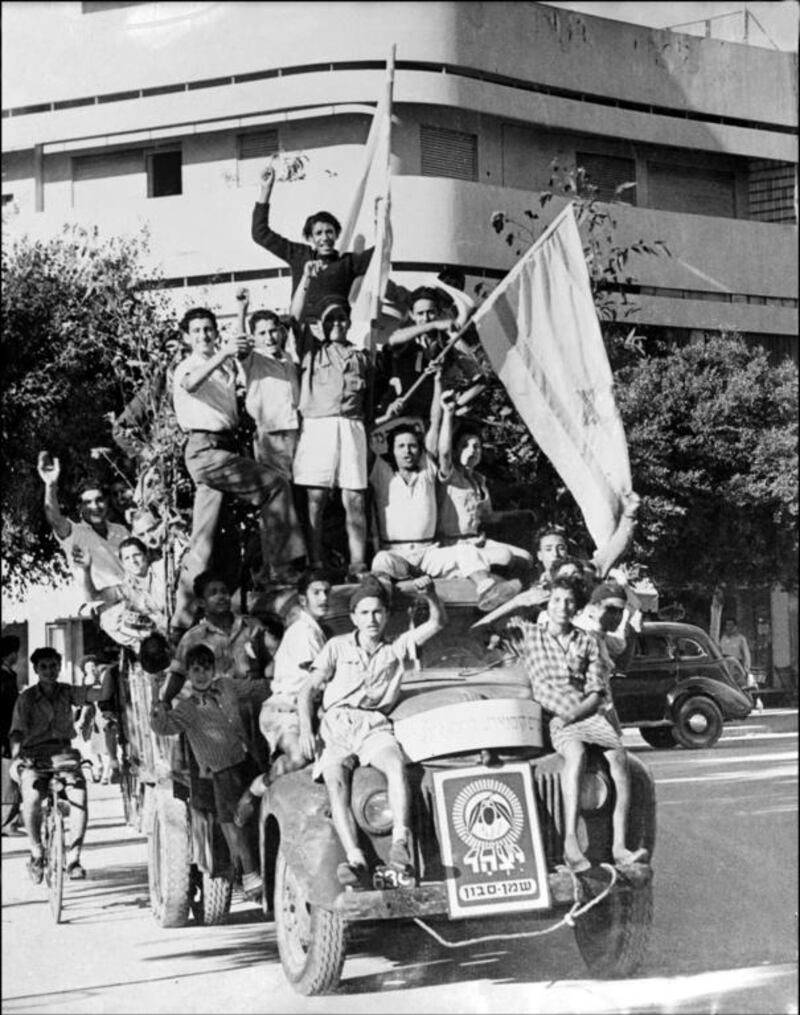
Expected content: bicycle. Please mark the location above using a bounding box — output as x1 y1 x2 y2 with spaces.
24 752 90 923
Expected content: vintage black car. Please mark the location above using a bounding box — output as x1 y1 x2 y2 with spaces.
258 579 656 995
612 621 753 749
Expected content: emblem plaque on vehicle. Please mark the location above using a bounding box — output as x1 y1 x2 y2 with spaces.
433 763 551 918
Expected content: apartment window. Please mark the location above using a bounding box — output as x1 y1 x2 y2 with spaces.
420 125 477 182
576 152 637 204
647 162 736 218
147 150 182 198
748 160 796 224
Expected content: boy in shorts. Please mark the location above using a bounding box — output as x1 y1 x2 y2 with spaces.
509 576 648 873
290 292 372 579
150 643 268 899
297 576 445 886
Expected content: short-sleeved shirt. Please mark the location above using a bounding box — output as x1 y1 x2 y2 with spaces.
245 353 300 433
270 611 328 705
370 454 439 545
299 341 370 420
56 519 128 592
150 676 266 776
173 354 238 433
437 467 492 540
10 682 90 755
514 619 608 719
176 616 270 685
312 630 417 713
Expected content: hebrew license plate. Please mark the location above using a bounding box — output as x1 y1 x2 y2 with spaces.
432 763 551 919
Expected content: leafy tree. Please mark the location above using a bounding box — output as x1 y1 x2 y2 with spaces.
617 333 798 594
1 225 178 595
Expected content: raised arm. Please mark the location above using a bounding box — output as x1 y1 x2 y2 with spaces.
289 259 323 325
236 287 250 337
37 452 71 540
409 576 447 645
592 492 641 577
424 371 444 459
436 386 458 477
180 335 249 394
386 319 451 349
252 162 307 267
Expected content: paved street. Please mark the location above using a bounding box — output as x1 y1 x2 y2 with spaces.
2 712 796 1015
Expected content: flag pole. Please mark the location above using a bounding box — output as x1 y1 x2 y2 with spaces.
369 44 396 333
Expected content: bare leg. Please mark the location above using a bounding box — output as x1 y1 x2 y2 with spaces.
65 781 88 855
220 820 257 875
368 745 410 841
560 740 590 872
321 763 364 865
21 790 43 855
605 747 649 866
305 487 329 568
341 488 367 573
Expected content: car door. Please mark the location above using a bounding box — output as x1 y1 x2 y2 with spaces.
611 632 678 723
674 634 726 686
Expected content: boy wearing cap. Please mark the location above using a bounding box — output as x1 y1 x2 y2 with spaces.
509 575 648 873
290 287 372 580
297 576 445 886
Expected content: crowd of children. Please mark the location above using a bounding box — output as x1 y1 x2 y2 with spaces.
21 162 651 889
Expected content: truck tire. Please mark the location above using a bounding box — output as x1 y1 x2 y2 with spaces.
672 696 723 749
574 873 653 978
189 866 233 926
274 844 346 995
148 787 191 927
639 727 677 750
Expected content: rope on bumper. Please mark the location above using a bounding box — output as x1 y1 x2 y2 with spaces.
412 863 618 948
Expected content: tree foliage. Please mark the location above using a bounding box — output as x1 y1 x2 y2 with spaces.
1 225 178 594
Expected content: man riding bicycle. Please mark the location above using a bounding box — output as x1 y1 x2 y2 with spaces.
8 647 114 883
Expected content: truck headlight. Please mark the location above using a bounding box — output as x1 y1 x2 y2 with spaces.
356 789 393 835
579 771 609 812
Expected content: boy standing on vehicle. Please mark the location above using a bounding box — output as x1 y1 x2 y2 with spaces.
150 643 267 899
9 647 113 882
297 576 445 886
509 576 648 873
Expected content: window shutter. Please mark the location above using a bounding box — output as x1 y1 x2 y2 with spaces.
420 125 477 181
238 130 280 161
73 149 143 181
647 162 736 218
748 160 796 223
576 152 637 204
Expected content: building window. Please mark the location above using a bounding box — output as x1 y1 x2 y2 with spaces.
647 162 736 218
420 125 478 182
748 160 796 224
576 152 637 204
2 194 13 206
147 150 182 198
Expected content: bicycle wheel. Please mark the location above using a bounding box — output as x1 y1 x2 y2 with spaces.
46 804 65 923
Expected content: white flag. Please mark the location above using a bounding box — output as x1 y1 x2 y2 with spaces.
340 67 394 350
472 204 632 550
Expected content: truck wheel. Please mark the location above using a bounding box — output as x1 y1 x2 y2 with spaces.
639 727 677 750
189 865 233 926
274 844 346 995
574 876 653 978
148 787 191 927
672 696 723 749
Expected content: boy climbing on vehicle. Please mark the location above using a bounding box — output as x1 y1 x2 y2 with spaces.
150 643 268 900
509 575 648 873
297 576 445 887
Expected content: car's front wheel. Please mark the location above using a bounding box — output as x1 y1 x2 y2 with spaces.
574 871 653 977
274 844 346 995
639 726 677 750
672 696 724 749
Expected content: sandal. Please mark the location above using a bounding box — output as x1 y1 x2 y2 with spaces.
27 855 44 885
337 861 368 887
67 860 86 880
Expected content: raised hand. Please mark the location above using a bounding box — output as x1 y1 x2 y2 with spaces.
37 451 60 486
71 545 92 571
259 160 276 188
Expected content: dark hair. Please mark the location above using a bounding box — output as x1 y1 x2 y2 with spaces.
139 632 171 675
193 571 229 601
119 536 148 558
536 525 567 550
302 210 342 241
550 574 588 611
410 286 442 312
552 556 586 578
260 613 285 643
249 309 281 335
80 654 99 669
387 423 423 454
76 477 107 499
298 568 334 596
454 424 483 451
180 307 218 334
185 643 216 670
31 646 61 667
1 635 20 658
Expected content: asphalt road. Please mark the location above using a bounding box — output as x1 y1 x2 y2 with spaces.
2 712 797 1015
